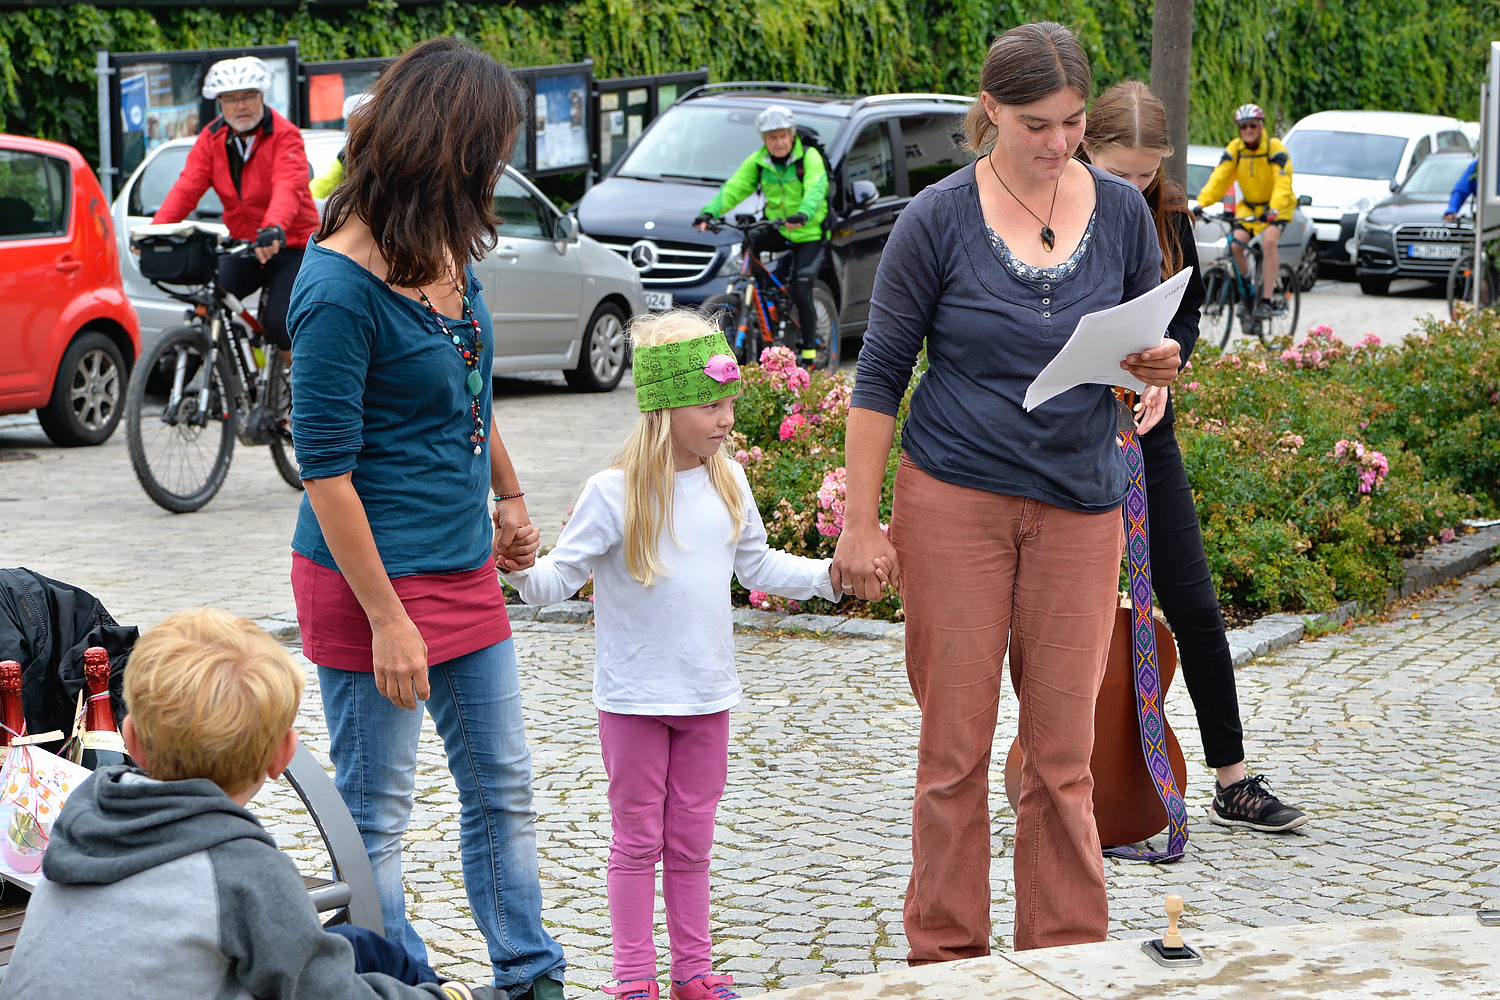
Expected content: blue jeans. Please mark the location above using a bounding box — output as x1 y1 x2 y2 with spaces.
318 639 566 991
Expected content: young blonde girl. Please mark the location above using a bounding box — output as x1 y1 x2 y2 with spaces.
501 311 842 1000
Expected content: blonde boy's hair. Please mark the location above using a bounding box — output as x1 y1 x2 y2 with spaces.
124 608 303 795
617 310 746 585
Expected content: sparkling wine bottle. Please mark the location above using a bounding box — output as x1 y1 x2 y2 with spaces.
0 660 23 749
80 647 130 770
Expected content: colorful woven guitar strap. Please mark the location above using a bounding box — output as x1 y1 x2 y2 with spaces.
1101 400 1189 864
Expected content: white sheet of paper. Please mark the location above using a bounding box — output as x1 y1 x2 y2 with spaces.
1023 266 1194 412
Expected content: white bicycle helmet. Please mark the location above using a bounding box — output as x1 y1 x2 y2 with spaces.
1234 102 1265 124
755 105 796 134
342 92 373 123
202 57 273 100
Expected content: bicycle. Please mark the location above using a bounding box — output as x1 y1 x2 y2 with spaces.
1445 227 1499 321
699 214 839 370
1196 209 1301 349
124 222 301 512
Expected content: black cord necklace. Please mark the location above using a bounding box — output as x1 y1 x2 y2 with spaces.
986 150 1060 252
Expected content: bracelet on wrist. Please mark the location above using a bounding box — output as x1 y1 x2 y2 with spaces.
492 491 525 501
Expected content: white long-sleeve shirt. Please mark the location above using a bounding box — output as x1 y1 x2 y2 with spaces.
502 462 837 715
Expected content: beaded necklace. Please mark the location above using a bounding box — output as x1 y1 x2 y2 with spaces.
407 271 488 455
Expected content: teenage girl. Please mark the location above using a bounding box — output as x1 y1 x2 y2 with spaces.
502 311 864 1000
1080 80 1306 832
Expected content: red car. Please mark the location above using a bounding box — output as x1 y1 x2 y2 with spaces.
1 134 140 446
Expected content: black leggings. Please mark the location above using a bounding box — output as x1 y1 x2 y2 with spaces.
748 229 826 352
219 245 305 350
1139 421 1245 768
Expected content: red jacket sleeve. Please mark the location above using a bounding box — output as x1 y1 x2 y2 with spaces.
152 132 215 224
262 127 313 234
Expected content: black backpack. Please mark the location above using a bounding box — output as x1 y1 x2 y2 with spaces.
757 125 832 236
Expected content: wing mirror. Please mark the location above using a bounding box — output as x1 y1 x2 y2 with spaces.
1297 194 1312 207
555 215 580 243
851 179 879 207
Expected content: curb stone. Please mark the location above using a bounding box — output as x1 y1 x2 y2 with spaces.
271 526 1500 660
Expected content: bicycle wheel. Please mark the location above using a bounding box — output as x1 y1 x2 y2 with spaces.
265 346 303 491
1447 251 1498 321
1262 264 1301 344
1202 264 1235 349
125 324 237 512
702 293 750 362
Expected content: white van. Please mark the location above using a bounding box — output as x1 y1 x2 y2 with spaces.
1282 110 1471 265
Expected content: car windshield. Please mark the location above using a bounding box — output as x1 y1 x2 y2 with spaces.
615 104 843 183
1284 129 1409 181
1401 155 1473 196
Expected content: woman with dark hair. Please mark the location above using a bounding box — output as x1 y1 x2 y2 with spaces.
830 21 1182 956
287 37 568 1000
1081 80 1306 834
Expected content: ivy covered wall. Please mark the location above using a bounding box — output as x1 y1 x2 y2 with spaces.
1 0 1493 169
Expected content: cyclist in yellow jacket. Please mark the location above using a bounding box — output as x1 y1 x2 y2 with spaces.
1196 103 1296 319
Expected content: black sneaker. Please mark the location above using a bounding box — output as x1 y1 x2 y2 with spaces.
1209 774 1307 832
1252 298 1273 320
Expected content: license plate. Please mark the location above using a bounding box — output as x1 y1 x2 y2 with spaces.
1408 243 1461 260
643 291 673 311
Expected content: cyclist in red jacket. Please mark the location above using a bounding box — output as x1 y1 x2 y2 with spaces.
153 56 318 349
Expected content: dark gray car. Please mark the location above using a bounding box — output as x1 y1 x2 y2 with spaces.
1353 151 1475 295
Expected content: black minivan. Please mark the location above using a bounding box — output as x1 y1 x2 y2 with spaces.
573 84 973 355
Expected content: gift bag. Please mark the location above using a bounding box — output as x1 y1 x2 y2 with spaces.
0 743 91 886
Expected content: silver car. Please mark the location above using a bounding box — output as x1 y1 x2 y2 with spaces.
112 134 645 391
1186 143 1319 292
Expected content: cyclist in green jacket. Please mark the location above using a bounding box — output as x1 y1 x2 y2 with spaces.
695 105 829 366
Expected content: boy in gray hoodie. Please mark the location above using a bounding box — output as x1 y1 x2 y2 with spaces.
0 607 492 1000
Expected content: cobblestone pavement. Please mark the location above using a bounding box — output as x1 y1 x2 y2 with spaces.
4 381 1500 994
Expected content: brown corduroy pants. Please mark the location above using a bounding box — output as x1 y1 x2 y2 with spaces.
890 456 1123 959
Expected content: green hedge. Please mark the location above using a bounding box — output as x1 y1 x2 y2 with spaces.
2 0 1495 171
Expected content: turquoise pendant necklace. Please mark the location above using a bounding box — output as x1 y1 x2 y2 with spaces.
412 275 487 455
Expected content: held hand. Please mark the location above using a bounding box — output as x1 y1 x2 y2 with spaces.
1121 338 1182 388
371 616 430 710
1133 385 1168 435
491 497 535 568
831 523 899 601
693 212 714 232
496 523 541 572
783 213 808 231
1443 212 1458 223
1265 210 1278 223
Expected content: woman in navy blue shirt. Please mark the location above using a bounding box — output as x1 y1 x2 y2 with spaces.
831 22 1182 958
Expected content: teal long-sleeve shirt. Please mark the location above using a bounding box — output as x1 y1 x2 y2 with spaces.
701 137 828 244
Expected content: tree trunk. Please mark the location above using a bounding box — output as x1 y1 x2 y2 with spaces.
1150 0 1196 192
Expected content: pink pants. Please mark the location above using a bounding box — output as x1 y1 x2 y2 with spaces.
890 456 1124 957
598 710 729 982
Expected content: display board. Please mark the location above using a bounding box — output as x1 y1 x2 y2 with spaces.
594 68 709 177
97 43 299 201
301 58 391 130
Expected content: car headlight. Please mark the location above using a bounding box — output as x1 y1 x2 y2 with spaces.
1341 195 1372 214
717 246 743 276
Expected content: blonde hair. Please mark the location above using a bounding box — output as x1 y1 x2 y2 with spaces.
617 310 745 585
124 608 303 796
1082 80 1191 279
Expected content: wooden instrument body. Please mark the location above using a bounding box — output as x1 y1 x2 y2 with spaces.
1003 606 1188 848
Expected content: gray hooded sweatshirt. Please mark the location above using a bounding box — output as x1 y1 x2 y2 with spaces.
0 766 451 999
